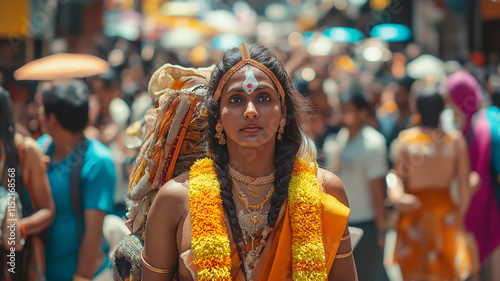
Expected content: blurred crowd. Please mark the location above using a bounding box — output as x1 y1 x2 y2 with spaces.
1 9 500 281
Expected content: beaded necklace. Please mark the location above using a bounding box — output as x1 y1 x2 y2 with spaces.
228 164 275 198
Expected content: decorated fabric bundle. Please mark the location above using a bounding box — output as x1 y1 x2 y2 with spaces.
125 64 213 234
111 64 213 281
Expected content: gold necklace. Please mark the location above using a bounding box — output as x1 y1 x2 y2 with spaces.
231 178 274 273
233 179 275 210
232 178 273 237
228 164 275 198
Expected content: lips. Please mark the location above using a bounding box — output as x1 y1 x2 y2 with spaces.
241 124 262 133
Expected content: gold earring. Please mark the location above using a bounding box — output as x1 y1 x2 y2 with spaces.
277 117 286 140
215 119 226 145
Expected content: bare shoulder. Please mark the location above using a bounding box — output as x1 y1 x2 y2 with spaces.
447 129 466 145
318 168 350 208
151 171 190 224
15 134 48 167
21 136 43 156
397 127 419 143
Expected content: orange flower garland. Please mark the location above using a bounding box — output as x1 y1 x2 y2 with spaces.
189 158 327 280
288 158 327 280
189 158 232 280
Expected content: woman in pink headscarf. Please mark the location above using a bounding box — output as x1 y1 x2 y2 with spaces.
447 71 500 280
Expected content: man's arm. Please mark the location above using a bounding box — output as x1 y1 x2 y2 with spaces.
75 150 116 280
74 210 106 279
454 132 472 218
366 138 389 241
369 177 387 234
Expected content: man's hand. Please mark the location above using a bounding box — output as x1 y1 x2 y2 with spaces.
393 193 422 212
469 171 481 195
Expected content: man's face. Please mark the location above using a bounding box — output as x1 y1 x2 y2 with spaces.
36 92 55 135
392 83 409 109
340 102 365 129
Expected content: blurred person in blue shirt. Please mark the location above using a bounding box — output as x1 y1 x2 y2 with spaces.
36 80 115 281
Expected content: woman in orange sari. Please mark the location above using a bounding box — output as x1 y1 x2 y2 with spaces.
389 87 478 281
142 43 357 280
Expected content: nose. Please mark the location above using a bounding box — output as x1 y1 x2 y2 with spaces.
244 101 259 119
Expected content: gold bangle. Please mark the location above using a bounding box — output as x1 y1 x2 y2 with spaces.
341 233 350 241
335 248 353 259
141 250 177 274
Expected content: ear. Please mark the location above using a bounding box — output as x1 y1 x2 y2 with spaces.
48 113 60 129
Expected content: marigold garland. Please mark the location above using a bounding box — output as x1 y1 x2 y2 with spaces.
189 158 232 280
288 158 327 281
189 158 327 280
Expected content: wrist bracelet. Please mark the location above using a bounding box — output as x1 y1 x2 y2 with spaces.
18 221 26 240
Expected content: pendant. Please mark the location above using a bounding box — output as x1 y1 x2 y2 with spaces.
245 250 256 269
238 210 268 237
248 184 259 198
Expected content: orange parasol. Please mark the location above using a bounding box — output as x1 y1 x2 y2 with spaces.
14 53 110 81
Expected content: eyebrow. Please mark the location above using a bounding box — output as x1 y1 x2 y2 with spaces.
226 85 275 94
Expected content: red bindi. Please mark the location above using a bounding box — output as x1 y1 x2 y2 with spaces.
247 83 252 88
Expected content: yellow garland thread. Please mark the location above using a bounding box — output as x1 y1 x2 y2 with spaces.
189 158 327 280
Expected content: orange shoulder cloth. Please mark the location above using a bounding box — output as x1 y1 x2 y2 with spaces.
232 192 350 281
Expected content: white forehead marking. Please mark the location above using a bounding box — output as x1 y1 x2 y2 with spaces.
243 67 258 95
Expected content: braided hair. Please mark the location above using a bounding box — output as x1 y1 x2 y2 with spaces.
205 44 311 273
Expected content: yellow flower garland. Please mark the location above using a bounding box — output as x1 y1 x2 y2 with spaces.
189 158 327 280
289 158 327 281
189 158 232 280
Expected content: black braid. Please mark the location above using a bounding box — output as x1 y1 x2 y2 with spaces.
214 148 248 276
267 82 305 229
267 145 295 228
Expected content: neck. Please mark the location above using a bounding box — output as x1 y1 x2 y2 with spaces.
398 107 410 119
225 141 276 178
51 130 85 161
347 125 363 140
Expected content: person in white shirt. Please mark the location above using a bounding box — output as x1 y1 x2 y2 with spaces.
323 87 389 281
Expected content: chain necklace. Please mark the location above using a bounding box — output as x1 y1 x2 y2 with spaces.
232 178 274 239
228 164 275 198
231 177 274 276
